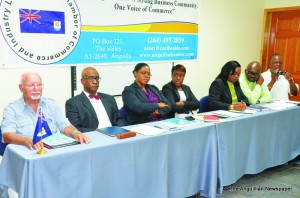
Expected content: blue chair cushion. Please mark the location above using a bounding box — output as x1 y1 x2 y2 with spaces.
198 96 209 113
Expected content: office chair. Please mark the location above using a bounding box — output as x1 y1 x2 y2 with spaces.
0 126 9 156
119 106 127 121
198 96 209 113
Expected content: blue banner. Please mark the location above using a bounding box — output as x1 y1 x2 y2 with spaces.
57 32 198 64
19 9 65 34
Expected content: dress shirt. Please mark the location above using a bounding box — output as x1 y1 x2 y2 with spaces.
261 69 299 101
1 97 70 138
84 92 111 128
239 73 272 104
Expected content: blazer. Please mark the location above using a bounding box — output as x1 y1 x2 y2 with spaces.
162 81 199 118
65 92 127 132
122 82 172 125
208 78 249 111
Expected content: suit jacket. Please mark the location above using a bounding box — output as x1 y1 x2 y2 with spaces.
65 92 127 132
208 78 249 111
122 82 172 125
162 81 199 118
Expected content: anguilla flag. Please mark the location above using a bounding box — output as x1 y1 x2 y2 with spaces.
19 8 65 34
33 107 52 145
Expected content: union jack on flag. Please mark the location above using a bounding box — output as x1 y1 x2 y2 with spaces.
19 8 65 34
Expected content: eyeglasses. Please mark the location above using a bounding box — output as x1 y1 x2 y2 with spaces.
271 61 283 65
23 83 44 88
172 74 185 79
246 70 260 77
138 72 152 77
84 76 101 82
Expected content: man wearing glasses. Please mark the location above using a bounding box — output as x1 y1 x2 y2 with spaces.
65 67 127 132
261 53 298 101
1 72 90 150
239 61 272 104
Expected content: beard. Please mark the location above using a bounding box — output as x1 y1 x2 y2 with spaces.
30 94 41 100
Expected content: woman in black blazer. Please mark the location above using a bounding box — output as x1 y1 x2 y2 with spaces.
122 63 171 125
208 60 249 111
162 64 199 118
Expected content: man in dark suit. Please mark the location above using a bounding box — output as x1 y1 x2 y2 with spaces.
65 67 127 132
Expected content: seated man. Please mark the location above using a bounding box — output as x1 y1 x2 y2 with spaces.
239 61 272 104
65 67 127 132
1 72 90 150
261 53 298 100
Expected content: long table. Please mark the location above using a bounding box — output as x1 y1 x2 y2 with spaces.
0 106 300 198
0 121 220 198
216 107 300 188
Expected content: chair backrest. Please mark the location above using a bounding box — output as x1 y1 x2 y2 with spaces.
0 126 9 156
119 106 127 121
198 96 209 113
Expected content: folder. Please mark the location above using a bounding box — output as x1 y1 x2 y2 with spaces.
43 133 79 149
203 115 219 122
97 126 130 137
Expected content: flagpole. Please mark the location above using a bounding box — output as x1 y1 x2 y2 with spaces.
37 106 47 154
37 131 47 154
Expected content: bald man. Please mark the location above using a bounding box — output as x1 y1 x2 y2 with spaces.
239 61 272 104
261 53 298 101
65 67 127 132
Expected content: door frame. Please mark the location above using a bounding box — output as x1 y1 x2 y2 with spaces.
260 6 300 72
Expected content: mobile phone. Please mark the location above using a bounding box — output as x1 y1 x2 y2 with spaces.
185 116 195 121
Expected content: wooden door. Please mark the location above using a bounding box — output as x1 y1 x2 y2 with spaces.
261 8 300 101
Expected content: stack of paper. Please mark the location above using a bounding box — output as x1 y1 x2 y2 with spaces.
209 110 243 118
260 100 297 110
248 104 270 112
130 125 166 136
43 133 79 149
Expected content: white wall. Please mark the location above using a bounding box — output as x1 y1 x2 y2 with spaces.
264 0 300 8
183 0 264 100
0 0 298 122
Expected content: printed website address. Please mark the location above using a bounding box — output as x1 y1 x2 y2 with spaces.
139 52 195 59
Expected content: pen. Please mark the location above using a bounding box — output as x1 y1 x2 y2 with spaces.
169 127 181 131
154 125 163 129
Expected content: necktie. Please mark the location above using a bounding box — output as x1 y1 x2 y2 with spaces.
89 94 100 100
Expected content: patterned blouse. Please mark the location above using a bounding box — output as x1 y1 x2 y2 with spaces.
143 88 162 122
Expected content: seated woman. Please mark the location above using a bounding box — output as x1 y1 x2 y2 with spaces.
208 60 249 111
162 64 199 118
122 63 171 125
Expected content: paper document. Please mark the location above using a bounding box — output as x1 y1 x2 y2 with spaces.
248 104 270 112
209 110 243 118
161 118 194 127
43 133 79 148
230 108 257 114
260 100 297 110
130 125 166 136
